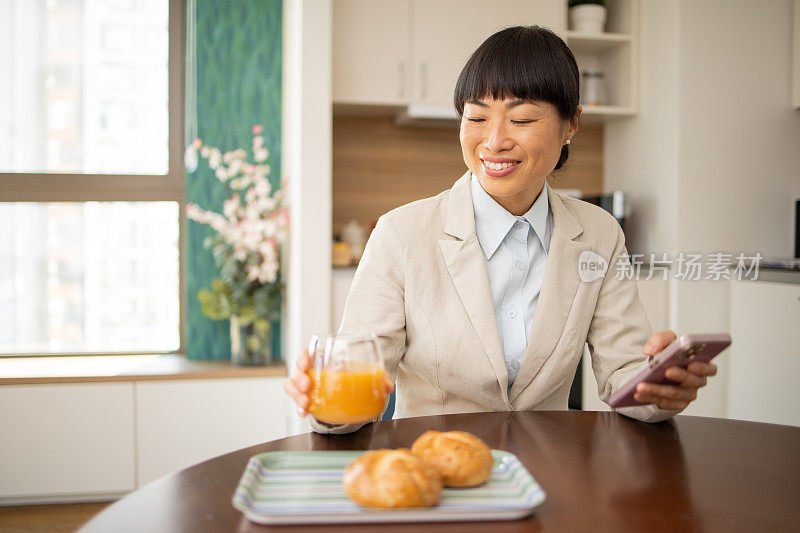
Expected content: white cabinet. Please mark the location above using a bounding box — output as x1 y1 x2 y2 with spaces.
0 383 135 501
409 0 565 115
332 0 410 105
728 280 800 427
0 376 290 503
135 378 288 485
332 1 641 119
332 0 566 116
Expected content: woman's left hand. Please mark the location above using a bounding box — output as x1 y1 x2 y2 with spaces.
633 330 718 411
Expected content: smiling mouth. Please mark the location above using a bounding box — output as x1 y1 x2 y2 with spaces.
480 158 520 175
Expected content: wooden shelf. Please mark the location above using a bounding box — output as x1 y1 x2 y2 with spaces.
565 0 639 116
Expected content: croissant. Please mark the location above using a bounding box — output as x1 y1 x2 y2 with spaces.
411 430 494 487
343 448 442 508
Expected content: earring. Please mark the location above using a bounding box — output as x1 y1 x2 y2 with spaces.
565 139 571 145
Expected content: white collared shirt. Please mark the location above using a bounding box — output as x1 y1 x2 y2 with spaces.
470 172 553 387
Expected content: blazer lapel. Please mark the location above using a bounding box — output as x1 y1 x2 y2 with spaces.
439 173 510 403
509 189 590 403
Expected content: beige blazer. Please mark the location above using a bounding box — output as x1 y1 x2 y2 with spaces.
312 172 677 433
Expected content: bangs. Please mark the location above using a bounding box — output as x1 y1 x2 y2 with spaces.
454 26 579 120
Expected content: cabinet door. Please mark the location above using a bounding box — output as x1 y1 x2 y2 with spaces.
411 0 566 111
0 383 135 500
333 0 410 105
135 378 288 485
728 281 800 426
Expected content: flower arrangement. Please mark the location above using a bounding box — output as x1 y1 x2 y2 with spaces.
186 125 288 364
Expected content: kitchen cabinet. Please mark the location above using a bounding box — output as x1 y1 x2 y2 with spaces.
332 0 410 105
727 280 800 427
332 0 640 119
0 376 288 503
409 0 565 117
0 383 135 501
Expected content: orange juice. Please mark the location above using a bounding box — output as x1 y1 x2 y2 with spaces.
308 361 387 425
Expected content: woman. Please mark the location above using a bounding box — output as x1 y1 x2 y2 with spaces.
284 26 717 433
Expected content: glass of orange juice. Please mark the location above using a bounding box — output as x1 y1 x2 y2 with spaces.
306 333 388 425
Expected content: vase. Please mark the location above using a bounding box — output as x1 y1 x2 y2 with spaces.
230 315 272 366
569 4 607 33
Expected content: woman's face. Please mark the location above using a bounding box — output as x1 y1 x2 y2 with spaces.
459 97 579 215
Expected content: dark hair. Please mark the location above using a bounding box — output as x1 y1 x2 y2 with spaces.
453 25 580 170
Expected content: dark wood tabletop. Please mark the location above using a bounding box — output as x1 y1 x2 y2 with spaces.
81 411 800 532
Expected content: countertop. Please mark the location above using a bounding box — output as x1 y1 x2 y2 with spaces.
0 354 287 385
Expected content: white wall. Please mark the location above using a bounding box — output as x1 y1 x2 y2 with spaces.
607 0 800 259
676 0 800 258
283 0 333 435
604 0 680 256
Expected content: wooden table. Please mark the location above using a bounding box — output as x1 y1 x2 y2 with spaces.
81 411 800 532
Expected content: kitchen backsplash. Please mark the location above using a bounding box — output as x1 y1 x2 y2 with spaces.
332 109 605 238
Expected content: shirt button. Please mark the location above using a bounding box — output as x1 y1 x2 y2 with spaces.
515 261 524 270
511 361 521 370
507 309 517 318
515 221 523 230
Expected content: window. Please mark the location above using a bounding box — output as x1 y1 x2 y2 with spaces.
0 0 184 355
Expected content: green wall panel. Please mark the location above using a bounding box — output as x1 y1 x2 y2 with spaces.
185 0 282 360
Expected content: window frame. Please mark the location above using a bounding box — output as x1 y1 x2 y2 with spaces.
0 0 186 357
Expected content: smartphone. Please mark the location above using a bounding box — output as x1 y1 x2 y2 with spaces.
608 333 732 408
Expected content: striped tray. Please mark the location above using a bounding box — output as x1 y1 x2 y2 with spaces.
232 450 546 525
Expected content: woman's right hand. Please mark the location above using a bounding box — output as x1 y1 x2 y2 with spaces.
283 349 313 417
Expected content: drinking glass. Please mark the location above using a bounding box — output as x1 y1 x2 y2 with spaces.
306 333 388 425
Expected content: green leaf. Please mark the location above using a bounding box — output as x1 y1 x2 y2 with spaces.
254 318 270 337
197 287 229 320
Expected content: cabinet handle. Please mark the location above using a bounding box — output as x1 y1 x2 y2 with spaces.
397 61 405 99
418 63 427 99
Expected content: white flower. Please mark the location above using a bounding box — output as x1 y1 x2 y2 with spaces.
189 133 290 287
246 263 260 282
254 176 271 196
208 148 222 169
256 241 279 283
185 203 204 222
233 244 248 262
205 211 229 235
223 195 240 220
233 159 247 177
